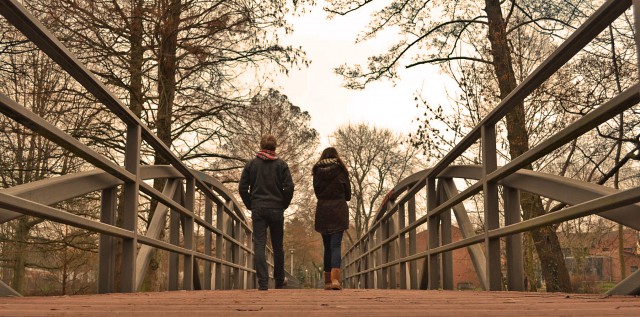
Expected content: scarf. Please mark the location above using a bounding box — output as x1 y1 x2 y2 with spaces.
256 149 278 160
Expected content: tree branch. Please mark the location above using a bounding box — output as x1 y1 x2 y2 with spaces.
406 56 491 68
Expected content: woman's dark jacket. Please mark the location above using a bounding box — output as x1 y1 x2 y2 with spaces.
313 159 351 234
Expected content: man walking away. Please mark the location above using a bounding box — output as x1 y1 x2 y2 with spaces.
239 135 294 290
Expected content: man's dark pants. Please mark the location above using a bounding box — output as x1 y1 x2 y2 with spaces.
251 208 285 289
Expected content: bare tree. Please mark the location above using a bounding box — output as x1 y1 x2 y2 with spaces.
36 0 307 158
331 123 418 241
209 89 319 218
323 0 613 292
0 27 100 294
26 0 309 290
408 1 639 291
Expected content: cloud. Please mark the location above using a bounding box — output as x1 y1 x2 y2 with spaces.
272 0 450 146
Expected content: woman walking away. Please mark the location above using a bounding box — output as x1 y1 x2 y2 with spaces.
313 147 351 290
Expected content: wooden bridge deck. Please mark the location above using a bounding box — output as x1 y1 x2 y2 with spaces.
1 289 638 316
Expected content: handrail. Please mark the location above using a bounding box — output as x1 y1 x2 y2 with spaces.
344 166 640 266
427 0 630 179
0 0 269 296
0 0 246 223
343 0 640 295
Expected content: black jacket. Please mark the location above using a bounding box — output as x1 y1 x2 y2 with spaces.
313 159 351 233
238 157 294 210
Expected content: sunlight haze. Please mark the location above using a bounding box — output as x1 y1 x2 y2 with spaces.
273 1 452 147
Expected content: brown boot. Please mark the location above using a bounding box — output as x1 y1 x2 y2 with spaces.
324 272 332 290
330 268 342 290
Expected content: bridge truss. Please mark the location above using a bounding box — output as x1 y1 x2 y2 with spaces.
343 0 640 296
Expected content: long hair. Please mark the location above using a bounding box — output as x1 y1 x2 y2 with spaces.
314 147 349 175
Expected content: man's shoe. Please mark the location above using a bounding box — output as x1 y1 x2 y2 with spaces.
258 285 268 291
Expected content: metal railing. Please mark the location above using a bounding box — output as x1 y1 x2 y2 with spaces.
0 0 270 296
343 0 640 295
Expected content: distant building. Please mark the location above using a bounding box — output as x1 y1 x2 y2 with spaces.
389 226 639 291
561 229 640 282
411 226 481 290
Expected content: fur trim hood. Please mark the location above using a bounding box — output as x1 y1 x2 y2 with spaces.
313 158 345 179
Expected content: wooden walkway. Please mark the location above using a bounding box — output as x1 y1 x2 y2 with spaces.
0 289 638 316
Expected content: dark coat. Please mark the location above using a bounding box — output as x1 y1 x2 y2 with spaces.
313 159 351 234
238 157 294 210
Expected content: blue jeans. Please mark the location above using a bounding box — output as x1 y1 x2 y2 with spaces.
322 231 343 272
252 208 285 288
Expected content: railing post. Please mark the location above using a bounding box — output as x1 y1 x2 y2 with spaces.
504 187 524 291
388 213 397 289
224 205 233 289
377 225 384 288
408 196 417 289
344 249 349 287
427 177 440 290
361 237 368 288
367 232 375 288
204 194 213 290
234 217 242 289
482 124 502 291
267 246 274 287
168 187 181 290
243 223 249 290
134 179 179 291
398 203 407 289
345 249 351 288
381 219 389 288
439 182 453 290
359 239 364 287
442 178 488 289
246 228 254 289
98 187 117 294
356 250 361 288
634 0 640 79
349 249 355 288
183 178 195 290
353 249 358 288
121 124 140 293
215 202 224 290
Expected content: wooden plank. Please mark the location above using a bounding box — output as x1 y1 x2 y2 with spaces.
0 289 637 316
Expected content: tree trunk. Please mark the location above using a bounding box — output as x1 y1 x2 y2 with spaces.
619 224 625 279
156 0 180 151
62 250 68 295
141 0 181 292
129 0 144 119
609 25 626 281
484 0 571 292
10 217 30 294
128 0 161 292
524 233 538 291
109 0 148 292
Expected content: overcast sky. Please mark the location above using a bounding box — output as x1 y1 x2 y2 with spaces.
271 1 453 147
